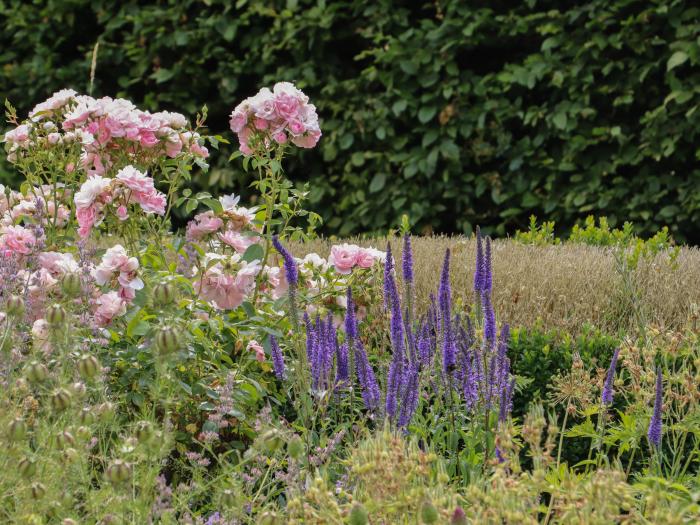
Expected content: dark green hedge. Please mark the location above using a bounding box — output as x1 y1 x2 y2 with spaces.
2 1 699 241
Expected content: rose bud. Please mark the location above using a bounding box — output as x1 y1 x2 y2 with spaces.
50 388 72 412
77 354 100 379
55 430 75 449
30 482 46 500
25 361 49 383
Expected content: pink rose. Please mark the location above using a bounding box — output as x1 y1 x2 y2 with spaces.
116 205 129 221
186 211 224 241
273 92 301 121
329 243 360 274
94 291 127 326
247 340 266 363
1 225 37 255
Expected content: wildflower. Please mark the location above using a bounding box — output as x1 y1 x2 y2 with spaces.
270 336 286 379
383 241 394 309
402 234 413 286
247 340 266 363
474 226 484 294
272 235 298 286
439 249 455 374
647 366 663 448
601 348 620 405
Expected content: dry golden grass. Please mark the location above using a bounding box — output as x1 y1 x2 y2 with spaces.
294 236 700 335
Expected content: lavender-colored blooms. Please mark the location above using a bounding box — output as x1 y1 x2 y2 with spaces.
336 342 349 385
439 249 455 374
601 348 620 405
269 336 286 380
483 236 492 293
355 339 381 410
481 290 496 345
647 366 663 448
272 235 298 286
398 360 420 428
345 287 358 345
383 241 394 309
402 234 413 286
498 378 515 423
473 226 484 293
386 279 405 419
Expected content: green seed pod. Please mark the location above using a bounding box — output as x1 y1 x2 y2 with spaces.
421 501 439 524
287 434 304 460
25 361 49 383
8 417 28 442
105 459 132 485
55 431 75 449
76 425 92 441
50 388 72 412
258 512 280 525
134 421 154 444
348 503 369 525
96 402 115 423
70 382 87 398
6 295 25 317
62 447 79 464
46 304 67 326
63 519 78 525
260 429 284 454
61 273 82 297
153 283 176 306
220 488 236 507
79 407 96 425
59 491 74 508
30 482 46 500
155 327 179 355
18 457 37 478
77 354 100 379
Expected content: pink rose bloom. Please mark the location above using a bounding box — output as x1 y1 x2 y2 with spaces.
274 92 301 121
291 128 322 149
355 247 385 269
47 133 61 145
266 266 289 300
287 119 305 135
76 205 98 238
38 251 79 276
94 291 127 326
186 211 224 241
254 118 269 130
139 131 159 147
247 340 266 363
1 225 37 255
329 243 360 274
74 175 112 210
165 138 183 158
229 109 248 133
116 165 153 193
116 205 129 221
218 230 258 254
272 131 288 144
95 244 143 291
136 189 167 215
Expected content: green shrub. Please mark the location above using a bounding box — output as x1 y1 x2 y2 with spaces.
2 1 700 241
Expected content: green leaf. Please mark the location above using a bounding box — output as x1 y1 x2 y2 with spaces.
418 106 437 124
242 243 264 263
392 100 408 115
369 173 386 193
666 50 688 71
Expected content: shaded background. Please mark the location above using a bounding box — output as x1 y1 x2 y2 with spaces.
2 0 699 241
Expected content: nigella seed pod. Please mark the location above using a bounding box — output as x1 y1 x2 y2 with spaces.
135 421 154 444
287 434 304 460
421 501 439 524
8 417 28 442
59 491 74 508
47 304 67 326
261 429 284 454
63 447 79 464
77 354 100 379
153 283 176 306
258 512 280 525
79 407 96 425
63 519 78 525
97 402 115 423
76 426 92 441
220 489 236 507
6 295 25 317
31 482 46 500
105 459 132 484
155 327 179 355
18 457 37 478
60 273 82 297
25 361 49 383
348 504 369 525
55 431 75 450
50 388 72 412
70 382 87 398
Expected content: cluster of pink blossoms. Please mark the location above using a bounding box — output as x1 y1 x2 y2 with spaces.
0 184 72 229
3 89 209 175
229 82 321 155
93 244 143 325
74 165 167 237
328 243 386 275
186 194 260 254
195 253 262 310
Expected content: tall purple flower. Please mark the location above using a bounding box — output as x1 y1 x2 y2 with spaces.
601 348 620 405
272 235 298 286
473 226 484 294
383 242 394 310
336 342 349 385
647 366 663 448
269 336 286 380
355 339 380 411
483 236 492 294
498 378 515 423
439 249 455 374
386 274 405 419
402 234 413 287
481 290 496 345
397 360 420 428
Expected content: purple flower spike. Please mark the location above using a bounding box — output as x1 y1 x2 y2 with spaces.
483 236 492 294
647 366 663 448
474 226 484 294
402 234 413 286
272 235 298 286
270 336 286 380
383 241 394 309
355 339 380 411
601 348 620 405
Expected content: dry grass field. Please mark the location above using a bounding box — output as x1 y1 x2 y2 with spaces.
296 236 700 335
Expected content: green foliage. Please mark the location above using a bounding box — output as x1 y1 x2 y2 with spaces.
514 215 560 246
2 1 700 240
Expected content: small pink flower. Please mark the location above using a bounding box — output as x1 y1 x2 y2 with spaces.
94 291 127 326
76 205 98 238
186 211 223 241
116 205 129 221
218 230 258 254
247 340 266 363
0 225 37 255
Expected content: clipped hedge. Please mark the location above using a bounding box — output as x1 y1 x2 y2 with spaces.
2 1 700 241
